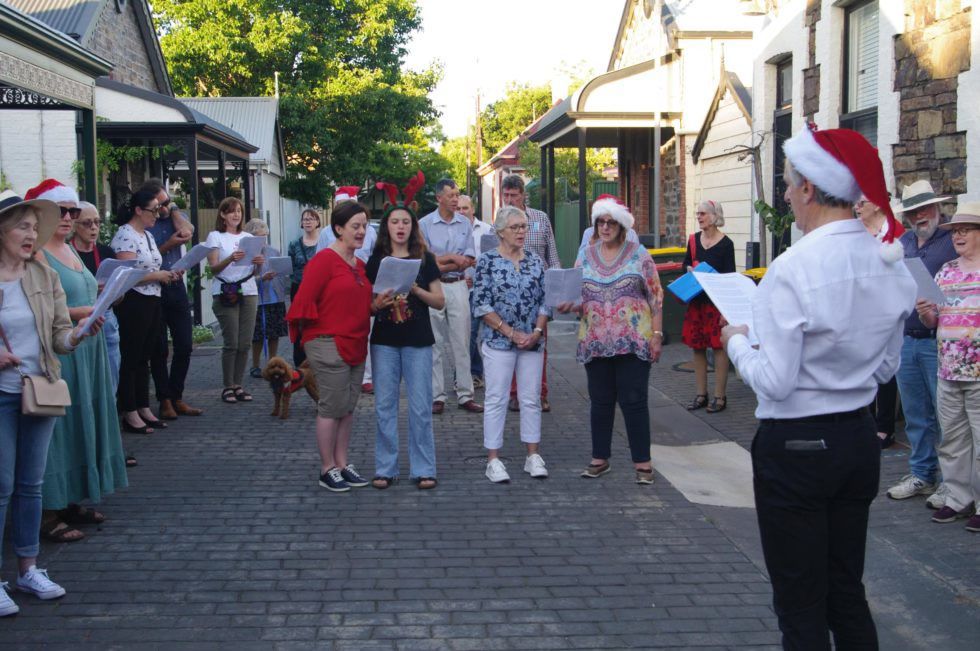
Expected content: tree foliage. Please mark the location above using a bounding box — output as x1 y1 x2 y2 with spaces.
153 0 448 205
480 84 553 154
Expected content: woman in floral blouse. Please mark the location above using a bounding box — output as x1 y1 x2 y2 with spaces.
473 206 550 484
915 203 980 532
559 195 663 485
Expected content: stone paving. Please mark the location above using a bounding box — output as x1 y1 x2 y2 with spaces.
2 320 978 649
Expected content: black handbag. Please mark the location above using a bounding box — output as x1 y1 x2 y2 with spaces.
217 273 253 307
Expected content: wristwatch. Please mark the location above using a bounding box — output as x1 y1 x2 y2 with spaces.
533 327 544 336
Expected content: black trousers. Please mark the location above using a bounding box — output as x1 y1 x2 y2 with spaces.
115 290 161 412
150 281 193 402
868 378 898 435
584 354 651 463
752 412 880 651
290 282 307 367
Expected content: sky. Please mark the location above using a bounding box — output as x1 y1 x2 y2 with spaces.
403 0 625 140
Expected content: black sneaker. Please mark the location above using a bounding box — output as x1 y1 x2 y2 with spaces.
340 464 369 488
319 468 350 492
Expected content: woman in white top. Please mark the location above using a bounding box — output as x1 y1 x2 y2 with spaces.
205 197 265 403
110 188 183 433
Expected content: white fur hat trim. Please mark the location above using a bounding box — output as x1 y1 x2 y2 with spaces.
591 196 635 230
33 183 79 205
783 127 862 202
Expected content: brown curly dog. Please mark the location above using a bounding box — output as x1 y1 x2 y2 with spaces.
261 356 319 420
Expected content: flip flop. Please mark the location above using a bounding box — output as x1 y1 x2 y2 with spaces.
234 387 253 402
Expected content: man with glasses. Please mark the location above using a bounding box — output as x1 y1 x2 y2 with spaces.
886 180 957 504
143 179 204 420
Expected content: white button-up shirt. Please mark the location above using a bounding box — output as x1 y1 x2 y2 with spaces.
316 222 377 263
726 219 916 419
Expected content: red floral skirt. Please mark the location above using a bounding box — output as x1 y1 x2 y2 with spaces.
682 300 723 350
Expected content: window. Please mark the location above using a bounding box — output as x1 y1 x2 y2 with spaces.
841 1 878 144
776 60 793 110
772 58 794 259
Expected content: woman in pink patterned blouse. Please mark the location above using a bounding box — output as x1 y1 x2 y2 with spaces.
559 195 663 485
914 203 980 533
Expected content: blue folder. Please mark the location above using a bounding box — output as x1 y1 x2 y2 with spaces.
666 261 717 303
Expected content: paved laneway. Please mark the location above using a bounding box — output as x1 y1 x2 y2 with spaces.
3 320 977 649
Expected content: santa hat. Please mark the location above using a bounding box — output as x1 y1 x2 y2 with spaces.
24 178 79 205
783 124 903 262
591 194 634 230
334 185 361 204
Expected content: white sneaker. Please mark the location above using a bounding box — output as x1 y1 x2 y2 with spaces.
16 567 65 600
485 459 510 483
926 482 950 510
524 454 549 478
0 583 18 617
886 474 936 500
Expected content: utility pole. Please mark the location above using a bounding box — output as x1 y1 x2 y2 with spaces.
465 122 471 195
475 91 483 168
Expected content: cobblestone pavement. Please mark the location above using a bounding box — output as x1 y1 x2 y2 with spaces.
2 321 977 649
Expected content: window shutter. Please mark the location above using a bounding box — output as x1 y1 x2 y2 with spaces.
848 2 879 112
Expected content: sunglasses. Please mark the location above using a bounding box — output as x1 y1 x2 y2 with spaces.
76 219 101 229
595 218 619 228
59 207 82 219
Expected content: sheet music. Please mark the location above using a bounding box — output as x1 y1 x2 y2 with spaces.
266 256 293 277
694 271 759 346
170 243 217 272
372 257 422 295
903 257 946 304
78 267 150 336
94 258 136 284
543 267 584 307
233 235 267 266
479 233 499 255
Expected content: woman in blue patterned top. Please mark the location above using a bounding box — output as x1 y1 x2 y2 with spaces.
472 206 551 483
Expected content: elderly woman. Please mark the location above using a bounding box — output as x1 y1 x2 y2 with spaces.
682 200 736 413
559 195 663 484
244 219 288 378
914 203 980 532
0 191 104 615
27 181 127 544
855 195 906 447
473 205 550 483
287 201 392 492
111 188 183 433
288 209 322 365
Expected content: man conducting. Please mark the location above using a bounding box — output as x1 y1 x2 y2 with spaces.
721 126 915 649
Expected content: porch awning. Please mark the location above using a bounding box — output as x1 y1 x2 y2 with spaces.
529 56 682 148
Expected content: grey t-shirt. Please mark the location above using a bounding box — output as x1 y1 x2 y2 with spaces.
0 280 42 394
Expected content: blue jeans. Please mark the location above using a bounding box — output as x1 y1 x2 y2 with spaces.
103 309 121 394
371 345 437 479
469 293 483 379
895 336 940 483
0 390 57 565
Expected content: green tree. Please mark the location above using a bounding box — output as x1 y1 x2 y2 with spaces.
480 83 552 154
153 0 443 205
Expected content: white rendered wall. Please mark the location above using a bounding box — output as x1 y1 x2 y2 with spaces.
0 110 76 195
958 0 980 202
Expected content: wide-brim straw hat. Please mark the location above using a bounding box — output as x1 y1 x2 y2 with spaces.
0 189 62 251
939 201 980 230
892 180 951 213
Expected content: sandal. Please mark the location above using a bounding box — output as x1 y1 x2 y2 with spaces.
372 476 396 490
141 416 167 429
686 394 709 411
126 455 138 467
58 504 105 525
706 396 727 413
221 388 238 404
40 520 85 543
121 420 153 434
234 387 253 402
415 477 438 490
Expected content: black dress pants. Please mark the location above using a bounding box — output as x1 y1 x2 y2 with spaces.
868 377 898 435
584 354 651 463
115 290 161 412
150 281 193 402
752 411 880 651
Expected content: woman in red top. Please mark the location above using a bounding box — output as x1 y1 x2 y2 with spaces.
287 201 392 492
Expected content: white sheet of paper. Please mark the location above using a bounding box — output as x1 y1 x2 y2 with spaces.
903 257 946 304
694 271 760 346
266 256 293 277
79 267 150 336
170 243 217 272
480 233 499 255
544 267 584 307
233 235 267 266
94 258 136 284
372 257 422 295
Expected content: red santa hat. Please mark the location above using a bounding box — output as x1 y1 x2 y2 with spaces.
24 178 79 205
334 185 361 204
783 124 903 262
591 194 634 230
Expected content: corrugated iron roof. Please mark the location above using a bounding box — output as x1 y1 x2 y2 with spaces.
179 97 281 167
4 0 103 41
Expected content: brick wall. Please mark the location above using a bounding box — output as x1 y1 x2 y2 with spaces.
86 1 161 92
892 0 971 208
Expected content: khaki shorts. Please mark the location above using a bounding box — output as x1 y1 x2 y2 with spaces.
304 336 365 418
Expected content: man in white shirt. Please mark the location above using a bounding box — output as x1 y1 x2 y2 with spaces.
722 126 915 648
459 194 491 388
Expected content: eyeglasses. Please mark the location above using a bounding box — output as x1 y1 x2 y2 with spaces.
854 200 868 209
595 218 619 228
506 224 529 232
76 219 101 229
59 207 82 219
950 226 979 236
159 200 170 209
139 204 160 213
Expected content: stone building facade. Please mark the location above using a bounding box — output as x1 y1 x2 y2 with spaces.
86 0 167 93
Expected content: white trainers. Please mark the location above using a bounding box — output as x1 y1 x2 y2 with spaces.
886 474 936 500
485 458 510 483
926 482 950 510
524 454 549 478
0 583 18 617
16 567 65 600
